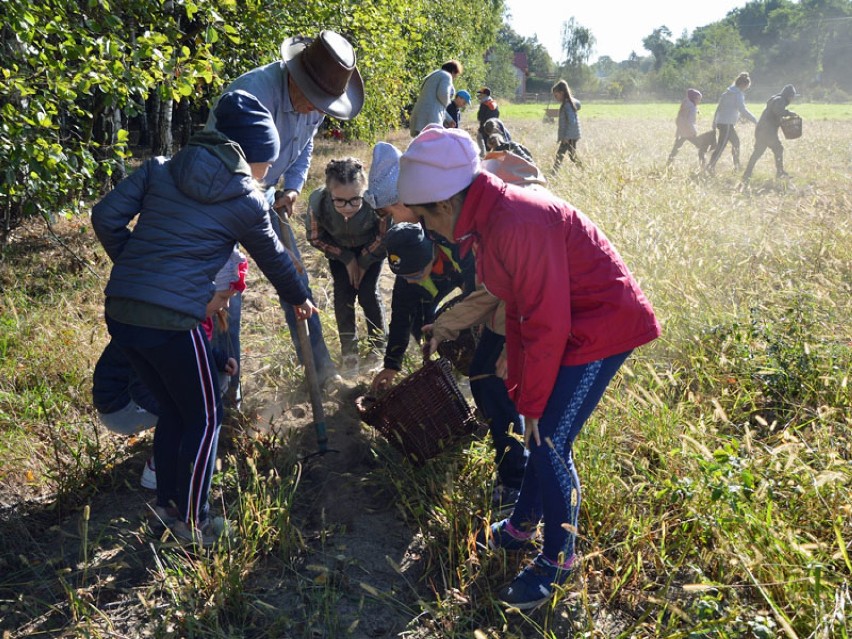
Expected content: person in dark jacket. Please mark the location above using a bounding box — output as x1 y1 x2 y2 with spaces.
742 84 799 182
444 90 471 128
305 158 389 361
475 87 501 156
93 341 160 436
93 250 246 492
92 341 160 489
92 90 316 547
370 223 475 391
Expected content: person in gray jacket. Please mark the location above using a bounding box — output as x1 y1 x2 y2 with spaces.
92 90 316 547
305 158 389 362
552 79 582 169
742 84 799 182
208 30 365 399
409 60 463 137
705 72 757 174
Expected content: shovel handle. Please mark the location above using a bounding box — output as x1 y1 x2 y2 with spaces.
276 205 328 453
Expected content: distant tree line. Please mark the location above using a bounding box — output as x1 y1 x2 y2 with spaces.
491 0 851 102
641 0 852 101
0 0 503 241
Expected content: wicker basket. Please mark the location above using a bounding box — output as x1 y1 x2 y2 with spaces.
356 358 479 463
433 296 482 376
436 330 479 376
780 115 802 140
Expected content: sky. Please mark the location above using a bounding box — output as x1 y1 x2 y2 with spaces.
504 0 748 63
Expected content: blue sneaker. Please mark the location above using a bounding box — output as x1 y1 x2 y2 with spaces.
476 518 537 552
498 554 573 610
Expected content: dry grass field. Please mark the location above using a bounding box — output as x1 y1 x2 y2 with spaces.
0 105 850 638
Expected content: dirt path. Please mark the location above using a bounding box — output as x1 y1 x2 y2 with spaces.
0 391 423 638
247 381 424 638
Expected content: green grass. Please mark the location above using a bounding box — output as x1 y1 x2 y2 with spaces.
1 113 850 638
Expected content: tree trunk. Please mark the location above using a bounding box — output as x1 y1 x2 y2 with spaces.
109 106 126 185
153 89 173 157
175 98 192 148
148 92 160 154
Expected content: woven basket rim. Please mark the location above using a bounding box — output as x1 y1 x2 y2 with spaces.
355 357 478 462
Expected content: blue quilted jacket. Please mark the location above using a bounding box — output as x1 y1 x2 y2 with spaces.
92 131 308 322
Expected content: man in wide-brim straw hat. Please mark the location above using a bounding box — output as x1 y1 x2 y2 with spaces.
208 30 365 400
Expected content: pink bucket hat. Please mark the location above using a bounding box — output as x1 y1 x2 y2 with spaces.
397 128 480 205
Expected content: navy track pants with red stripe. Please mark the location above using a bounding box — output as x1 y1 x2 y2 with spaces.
106 317 222 525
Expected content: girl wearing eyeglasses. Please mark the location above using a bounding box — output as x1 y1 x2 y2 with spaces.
305 157 390 366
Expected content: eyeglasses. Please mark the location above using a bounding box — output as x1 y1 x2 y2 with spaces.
331 196 364 209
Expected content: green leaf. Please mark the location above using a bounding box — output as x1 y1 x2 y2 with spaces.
177 81 194 97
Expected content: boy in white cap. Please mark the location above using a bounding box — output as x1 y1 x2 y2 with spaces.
363 142 418 224
397 127 661 610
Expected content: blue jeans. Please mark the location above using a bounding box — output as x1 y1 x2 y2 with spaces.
509 351 631 562
469 328 526 489
217 191 336 400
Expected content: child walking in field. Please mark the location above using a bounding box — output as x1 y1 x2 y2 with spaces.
667 88 704 165
92 90 317 547
552 80 582 170
397 127 661 610
305 157 389 364
742 84 799 182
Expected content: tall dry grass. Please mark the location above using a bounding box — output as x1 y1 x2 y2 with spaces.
0 110 849 638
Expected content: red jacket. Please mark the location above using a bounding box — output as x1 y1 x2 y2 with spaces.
454 172 661 417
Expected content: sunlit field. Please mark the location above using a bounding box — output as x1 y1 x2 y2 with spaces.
1 106 849 638
502 100 852 122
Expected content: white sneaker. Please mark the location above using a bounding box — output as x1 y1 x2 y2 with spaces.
172 516 229 548
140 456 157 490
